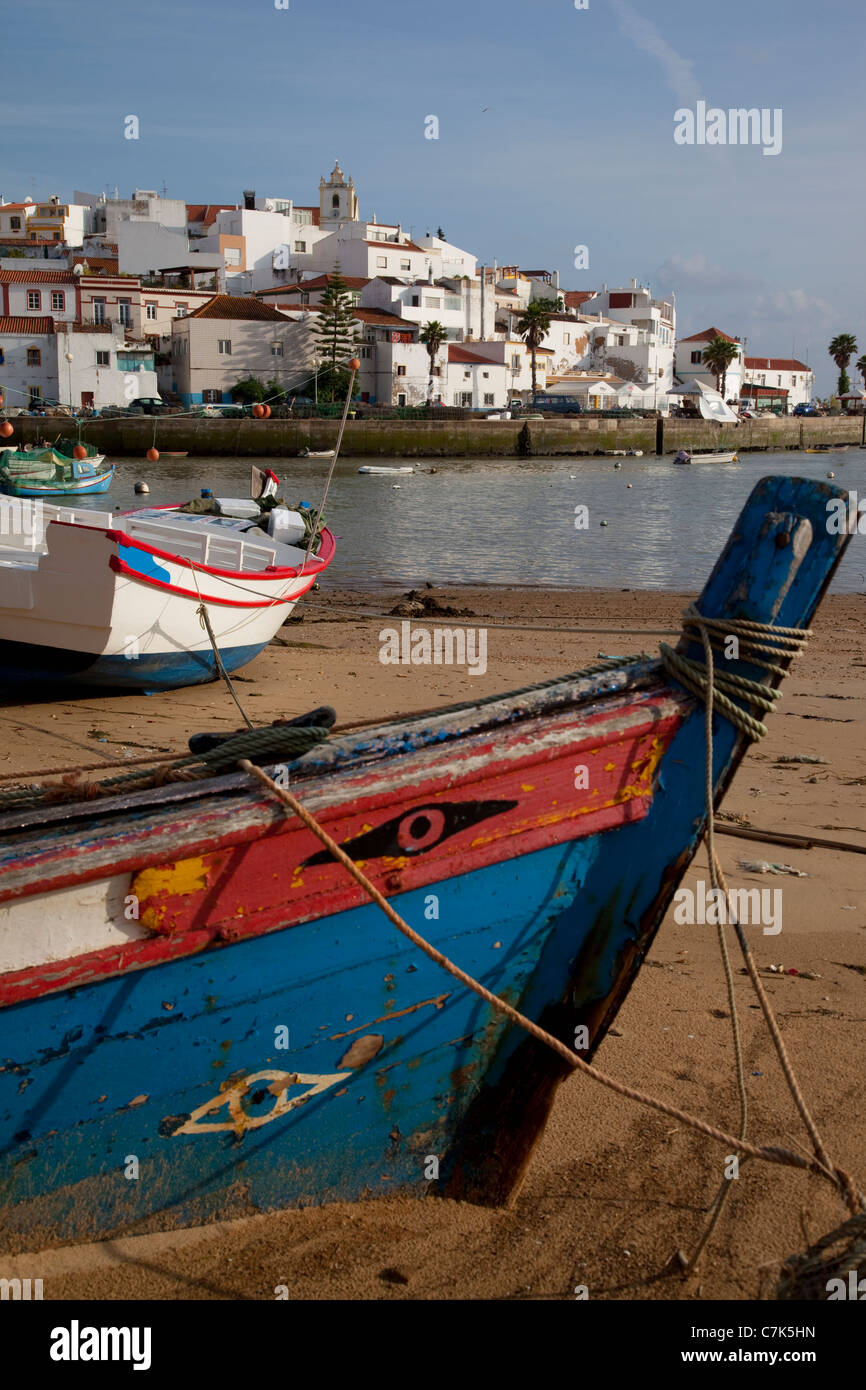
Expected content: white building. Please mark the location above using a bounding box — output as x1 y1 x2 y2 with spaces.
0 316 157 411
171 295 316 406
578 280 676 409
0 268 79 323
675 326 744 403
743 356 814 412
0 201 36 241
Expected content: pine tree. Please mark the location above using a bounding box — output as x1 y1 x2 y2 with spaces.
313 263 361 402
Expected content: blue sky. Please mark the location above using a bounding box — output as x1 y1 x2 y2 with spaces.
4 0 863 391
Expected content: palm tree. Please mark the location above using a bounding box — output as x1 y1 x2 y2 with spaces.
517 298 557 400
828 334 858 397
855 354 866 391
702 336 740 400
420 320 446 405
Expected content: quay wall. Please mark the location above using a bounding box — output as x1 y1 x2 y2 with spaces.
8 415 865 458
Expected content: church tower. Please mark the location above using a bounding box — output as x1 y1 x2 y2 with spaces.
319 160 359 229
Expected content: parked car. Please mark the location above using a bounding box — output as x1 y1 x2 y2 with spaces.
793 402 822 417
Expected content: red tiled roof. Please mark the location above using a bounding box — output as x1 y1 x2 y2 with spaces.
258 274 370 295
0 203 35 213
352 307 414 327
679 326 739 344
0 315 55 334
564 290 595 308
365 240 426 253
71 323 112 333
71 256 119 274
187 294 288 321
744 356 810 372
186 203 235 228
448 345 501 366
0 269 77 284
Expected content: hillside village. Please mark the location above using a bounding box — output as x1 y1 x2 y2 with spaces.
0 164 815 416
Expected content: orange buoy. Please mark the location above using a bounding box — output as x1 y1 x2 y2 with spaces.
262 403 271 419
348 357 361 370
72 444 87 460
146 447 159 462
252 403 265 418
0 421 13 438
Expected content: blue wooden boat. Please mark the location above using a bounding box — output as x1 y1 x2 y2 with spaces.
0 477 850 1251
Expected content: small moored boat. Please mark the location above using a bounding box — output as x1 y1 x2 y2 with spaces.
0 442 112 497
673 449 738 465
0 474 334 691
358 465 414 475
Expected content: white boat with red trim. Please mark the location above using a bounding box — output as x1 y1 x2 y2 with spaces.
0 491 335 692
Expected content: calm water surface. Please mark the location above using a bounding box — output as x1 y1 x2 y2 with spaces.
83 451 866 593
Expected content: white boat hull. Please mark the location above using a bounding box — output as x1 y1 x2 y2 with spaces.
0 503 334 690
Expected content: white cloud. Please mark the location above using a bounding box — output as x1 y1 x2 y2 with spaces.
608 0 701 106
653 252 762 294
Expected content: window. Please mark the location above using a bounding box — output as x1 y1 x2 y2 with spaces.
459 392 472 406
96 350 110 366
464 370 471 380
425 297 441 308
332 194 340 209
118 298 131 326
218 339 232 355
51 291 65 311
92 298 106 324
397 393 406 406
294 209 312 226
28 385 42 404
26 347 41 366
360 346 372 359
400 260 411 272
563 333 570 345
483 393 495 406
396 364 406 376
377 256 388 268
53 232 62 241
271 341 284 357
777 375 782 386
690 350 702 364
431 366 441 376
294 241 307 253
145 302 157 320
224 248 241 266
175 304 188 317
411 295 419 306
202 389 223 403
27 290 41 310
511 355 521 373
10 216 21 230
482 371 489 379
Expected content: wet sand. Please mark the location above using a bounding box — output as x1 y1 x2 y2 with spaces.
2 585 864 1300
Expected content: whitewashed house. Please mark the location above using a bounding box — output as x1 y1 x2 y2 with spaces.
674 326 744 403
742 356 814 412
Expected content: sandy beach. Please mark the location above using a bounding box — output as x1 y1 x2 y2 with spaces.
2 584 864 1301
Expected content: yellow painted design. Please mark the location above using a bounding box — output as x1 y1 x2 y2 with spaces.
520 783 535 792
134 855 210 932
135 856 209 900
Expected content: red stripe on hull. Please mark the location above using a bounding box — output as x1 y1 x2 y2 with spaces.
0 695 683 1006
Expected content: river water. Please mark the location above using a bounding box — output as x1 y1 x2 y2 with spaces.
88 450 865 593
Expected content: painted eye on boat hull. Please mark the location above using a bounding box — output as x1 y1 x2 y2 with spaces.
302 799 518 866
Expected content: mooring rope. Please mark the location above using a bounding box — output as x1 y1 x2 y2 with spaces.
238 746 862 1217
